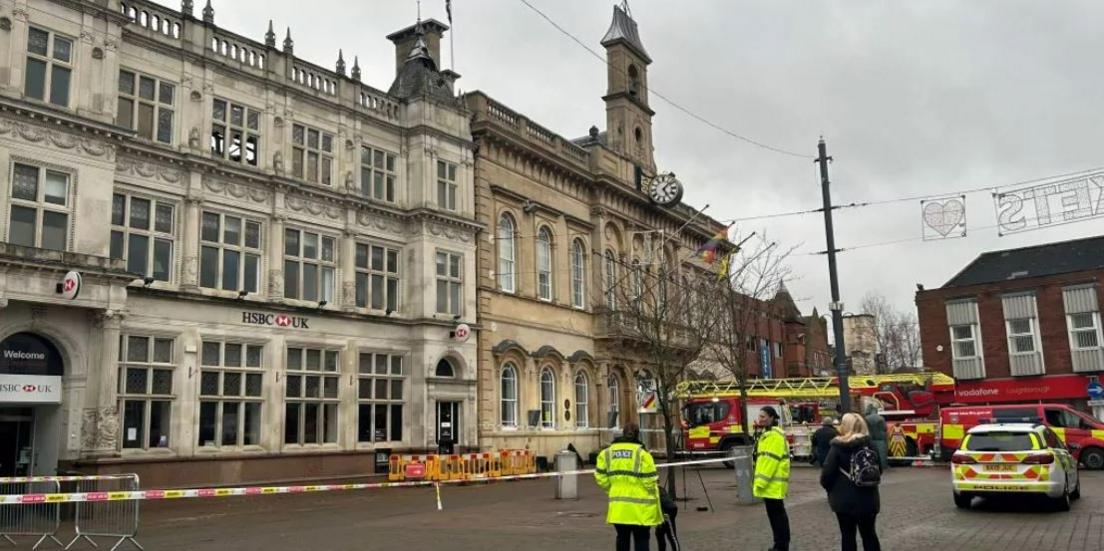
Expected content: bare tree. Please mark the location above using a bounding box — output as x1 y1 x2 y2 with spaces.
709 232 795 437
600 250 724 495
860 292 923 372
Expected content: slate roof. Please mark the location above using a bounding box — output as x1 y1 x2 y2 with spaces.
943 235 1104 288
601 4 651 63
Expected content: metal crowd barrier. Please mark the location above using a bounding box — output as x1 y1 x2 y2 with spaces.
0 480 63 549
63 474 142 551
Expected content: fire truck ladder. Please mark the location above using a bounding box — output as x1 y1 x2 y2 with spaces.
676 372 955 399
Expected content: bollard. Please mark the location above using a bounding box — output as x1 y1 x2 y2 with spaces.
553 450 578 500
732 445 760 505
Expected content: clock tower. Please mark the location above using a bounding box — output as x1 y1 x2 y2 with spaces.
602 1 655 173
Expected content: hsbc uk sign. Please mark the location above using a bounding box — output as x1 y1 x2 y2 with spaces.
241 311 310 329
0 374 62 403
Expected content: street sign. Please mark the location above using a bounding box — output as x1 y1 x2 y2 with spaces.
1087 381 1104 400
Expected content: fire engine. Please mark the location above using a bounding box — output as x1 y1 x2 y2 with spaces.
676 372 957 461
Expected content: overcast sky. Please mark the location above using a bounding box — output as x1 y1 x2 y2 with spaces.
177 0 1104 317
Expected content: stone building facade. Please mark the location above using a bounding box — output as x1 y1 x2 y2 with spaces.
0 0 478 486
465 5 734 460
842 313 879 375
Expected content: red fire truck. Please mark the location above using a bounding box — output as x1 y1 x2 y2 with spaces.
677 373 957 461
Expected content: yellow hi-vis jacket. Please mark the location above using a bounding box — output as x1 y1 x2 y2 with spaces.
594 440 663 526
753 426 791 499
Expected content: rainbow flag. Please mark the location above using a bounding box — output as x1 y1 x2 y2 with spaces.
695 225 731 265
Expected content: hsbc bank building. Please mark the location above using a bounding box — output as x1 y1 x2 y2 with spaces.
0 0 479 486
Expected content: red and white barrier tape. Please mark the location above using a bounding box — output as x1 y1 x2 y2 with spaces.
0 456 734 505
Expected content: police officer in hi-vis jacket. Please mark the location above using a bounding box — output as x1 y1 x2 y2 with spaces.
595 423 663 551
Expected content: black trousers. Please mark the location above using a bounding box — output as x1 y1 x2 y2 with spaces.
614 524 651 551
763 498 790 551
836 513 881 551
656 511 679 551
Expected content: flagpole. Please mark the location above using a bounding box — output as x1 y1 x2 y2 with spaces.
448 1 455 72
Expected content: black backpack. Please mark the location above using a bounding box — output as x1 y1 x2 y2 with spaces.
841 445 882 487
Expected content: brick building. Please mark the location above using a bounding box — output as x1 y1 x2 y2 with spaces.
916 235 1104 420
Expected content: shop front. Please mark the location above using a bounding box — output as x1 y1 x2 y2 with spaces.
954 374 1103 420
0 332 66 477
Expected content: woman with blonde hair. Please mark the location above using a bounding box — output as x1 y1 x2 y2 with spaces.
820 412 882 551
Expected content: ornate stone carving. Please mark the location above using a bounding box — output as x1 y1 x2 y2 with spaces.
273 151 284 174
118 157 182 183
12 7 29 21
286 195 342 220
342 281 357 307
183 255 199 281
428 222 473 243
189 127 201 149
0 17 11 31
95 407 119 450
203 178 270 203
355 212 404 234
80 409 98 450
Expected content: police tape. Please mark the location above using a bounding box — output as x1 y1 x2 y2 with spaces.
0 456 735 505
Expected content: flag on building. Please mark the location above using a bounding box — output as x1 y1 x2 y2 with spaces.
446 0 453 24
694 224 732 265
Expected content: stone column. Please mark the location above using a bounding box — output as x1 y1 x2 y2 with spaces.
181 194 202 288
82 310 124 457
340 229 356 309
268 213 285 300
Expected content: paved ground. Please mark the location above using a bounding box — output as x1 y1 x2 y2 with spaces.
13 465 1104 550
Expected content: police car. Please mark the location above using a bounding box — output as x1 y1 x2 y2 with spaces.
951 423 1080 511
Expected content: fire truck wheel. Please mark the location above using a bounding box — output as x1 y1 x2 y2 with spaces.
953 492 972 509
1080 447 1104 470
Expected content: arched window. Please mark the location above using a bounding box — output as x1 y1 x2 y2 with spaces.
497 214 516 293
571 239 586 309
608 374 621 427
537 227 553 301
500 363 518 428
435 358 455 378
628 64 640 97
604 250 618 310
574 371 589 428
539 368 556 429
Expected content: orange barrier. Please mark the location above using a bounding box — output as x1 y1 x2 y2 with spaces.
389 451 536 482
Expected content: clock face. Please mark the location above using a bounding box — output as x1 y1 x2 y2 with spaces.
649 173 684 206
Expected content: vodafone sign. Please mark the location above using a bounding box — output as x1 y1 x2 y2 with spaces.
954 374 1091 404
0 374 62 403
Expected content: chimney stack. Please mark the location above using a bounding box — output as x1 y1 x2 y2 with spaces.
386 19 449 75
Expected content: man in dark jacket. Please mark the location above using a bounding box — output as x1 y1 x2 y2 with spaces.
810 417 837 467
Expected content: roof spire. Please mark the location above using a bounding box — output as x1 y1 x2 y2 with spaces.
202 0 214 24
283 27 294 55
264 20 276 48
181 0 193 17
336 49 346 76
601 1 650 63
351 56 361 81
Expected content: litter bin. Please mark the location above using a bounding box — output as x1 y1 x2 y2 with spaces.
732 445 759 505
554 450 578 500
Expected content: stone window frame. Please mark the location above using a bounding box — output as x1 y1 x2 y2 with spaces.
361 146 398 203
536 226 554 302
7 160 73 251
435 249 463 316
496 212 517 294
110 190 176 282
117 68 175 144
24 26 73 108
118 334 176 451
357 241 401 312
199 209 263 293
283 346 341 447
292 123 333 185
574 369 590 429
283 227 337 304
356 351 407 444
197 340 266 449
499 362 519 429
436 159 457 211
211 98 261 166
571 238 587 309
539 366 556 430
